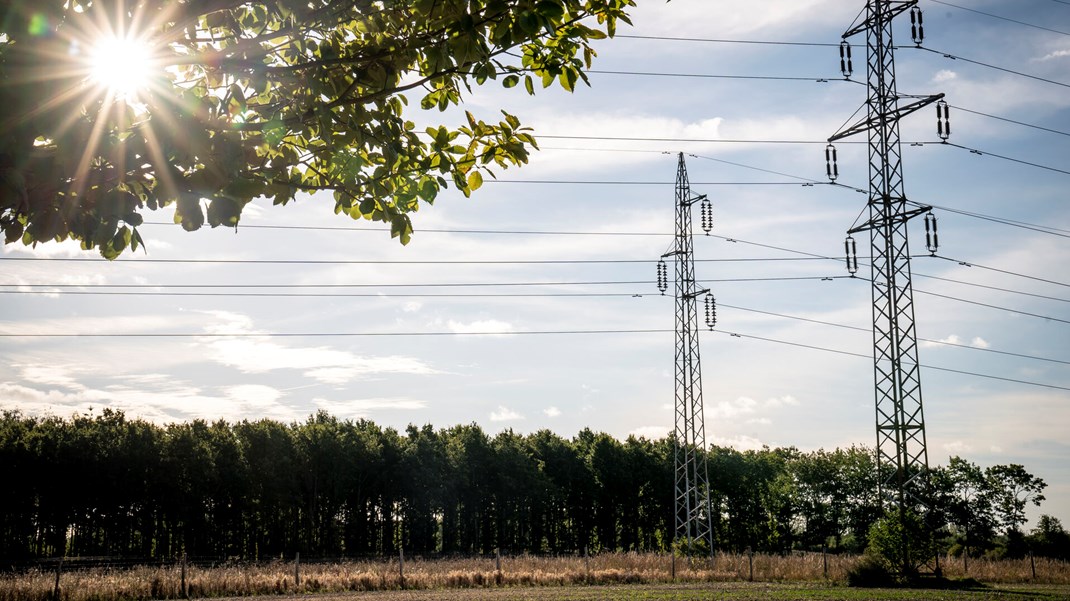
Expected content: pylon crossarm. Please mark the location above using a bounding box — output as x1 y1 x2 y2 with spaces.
842 0 918 38
830 94 944 142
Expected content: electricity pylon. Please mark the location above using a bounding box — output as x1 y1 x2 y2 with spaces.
829 1 943 521
658 153 714 555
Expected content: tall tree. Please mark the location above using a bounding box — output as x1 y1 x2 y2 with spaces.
985 463 1046 535
0 0 635 257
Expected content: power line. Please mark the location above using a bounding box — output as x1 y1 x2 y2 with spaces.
1 275 847 291
939 141 1070 177
930 255 1070 289
0 256 828 265
914 288 1070 325
712 330 1070 392
950 105 1070 139
926 203 1070 239
926 0 1070 37
912 273 1070 304
719 303 1070 366
615 34 839 47
912 45 1070 89
0 325 1063 391
587 69 847 83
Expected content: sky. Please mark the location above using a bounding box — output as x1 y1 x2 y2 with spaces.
2 0 1069 528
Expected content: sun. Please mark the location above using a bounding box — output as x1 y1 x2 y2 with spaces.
88 34 154 101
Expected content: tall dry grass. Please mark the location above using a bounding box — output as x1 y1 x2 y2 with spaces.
1 552 1066 601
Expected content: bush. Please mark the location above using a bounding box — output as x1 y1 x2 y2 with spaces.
866 510 936 580
846 556 895 588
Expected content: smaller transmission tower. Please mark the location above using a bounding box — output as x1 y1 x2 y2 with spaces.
658 153 715 555
829 1 943 522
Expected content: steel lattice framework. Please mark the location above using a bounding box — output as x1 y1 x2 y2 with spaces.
830 1 943 513
665 153 714 554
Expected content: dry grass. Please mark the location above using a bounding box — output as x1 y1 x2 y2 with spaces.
0 552 1066 601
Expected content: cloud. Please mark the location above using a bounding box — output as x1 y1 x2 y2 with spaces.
446 319 515 335
764 395 799 408
933 70 958 83
922 335 990 350
943 440 973 454
708 396 758 419
490 406 523 422
198 312 439 383
631 425 670 440
712 434 767 451
312 397 428 419
1038 49 1070 62
544 406 562 418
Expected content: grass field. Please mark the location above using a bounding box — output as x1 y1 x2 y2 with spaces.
2 553 1068 601
223 582 1070 600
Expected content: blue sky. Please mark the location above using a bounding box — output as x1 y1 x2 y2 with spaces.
3 0 1069 528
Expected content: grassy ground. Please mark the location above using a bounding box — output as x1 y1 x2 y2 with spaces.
261 582 1070 600
3 554 1068 601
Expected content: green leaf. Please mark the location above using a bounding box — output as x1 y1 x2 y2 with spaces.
467 170 483 191
502 74 520 88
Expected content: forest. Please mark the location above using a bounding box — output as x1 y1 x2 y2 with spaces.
1 409 1066 565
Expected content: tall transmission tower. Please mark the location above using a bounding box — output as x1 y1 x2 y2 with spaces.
828 1 943 520
658 153 715 555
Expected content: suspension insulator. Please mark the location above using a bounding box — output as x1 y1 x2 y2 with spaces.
924 211 939 255
844 235 859 276
705 293 717 330
937 100 951 141
657 259 668 294
825 144 839 182
839 41 853 78
700 197 713 234
910 6 925 46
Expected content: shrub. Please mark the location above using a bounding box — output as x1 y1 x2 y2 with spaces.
846 556 895 588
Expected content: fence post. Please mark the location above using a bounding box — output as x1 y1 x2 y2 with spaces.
670 550 675 582
294 552 300 590
495 547 501 573
1030 551 1036 580
747 547 754 582
822 544 828 580
180 553 187 599
399 546 405 589
51 557 63 601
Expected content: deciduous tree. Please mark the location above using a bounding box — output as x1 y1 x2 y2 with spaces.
0 0 634 257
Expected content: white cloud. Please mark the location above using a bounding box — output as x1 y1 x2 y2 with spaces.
943 440 973 454
544 406 562 418
712 434 767 452
764 395 799 408
631 425 670 440
708 396 758 419
490 406 523 422
446 319 515 335
313 397 427 419
971 337 990 349
933 70 958 83
402 302 423 313
1038 49 1070 62
197 312 438 384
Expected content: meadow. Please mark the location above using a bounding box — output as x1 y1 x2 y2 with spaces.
2 552 1068 601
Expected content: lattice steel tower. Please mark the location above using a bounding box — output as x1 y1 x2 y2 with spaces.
829 1 943 515
658 153 714 554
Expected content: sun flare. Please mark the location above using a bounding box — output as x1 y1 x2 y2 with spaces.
89 34 153 101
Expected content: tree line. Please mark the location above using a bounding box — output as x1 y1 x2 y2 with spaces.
1 410 1066 564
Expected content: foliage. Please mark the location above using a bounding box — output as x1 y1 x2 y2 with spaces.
844 555 895 588
0 0 635 257
864 510 935 581
0 411 1056 564
1029 515 1070 561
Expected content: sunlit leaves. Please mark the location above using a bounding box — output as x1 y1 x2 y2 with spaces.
0 0 637 257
